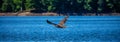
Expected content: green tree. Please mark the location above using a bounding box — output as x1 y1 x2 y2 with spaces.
25 0 34 11
112 0 120 12
84 0 92 11
0 0 120 13
1 0 14 12
13 0 22 12
41 0 56 12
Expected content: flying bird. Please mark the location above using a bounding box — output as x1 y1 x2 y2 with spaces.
46 16 69 28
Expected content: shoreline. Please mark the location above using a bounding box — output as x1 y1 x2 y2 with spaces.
0 12 120 16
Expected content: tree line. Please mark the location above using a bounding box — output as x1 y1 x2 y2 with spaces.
0 0 120 13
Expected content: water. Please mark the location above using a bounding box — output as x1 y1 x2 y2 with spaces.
0 16 120 42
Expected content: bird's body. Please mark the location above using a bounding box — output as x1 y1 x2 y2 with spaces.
56 24 66 28
46 16 69 28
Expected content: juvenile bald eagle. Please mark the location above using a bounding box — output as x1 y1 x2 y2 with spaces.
46 16 69 28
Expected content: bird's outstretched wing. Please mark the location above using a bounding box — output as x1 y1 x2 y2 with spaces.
46 20 57 26
59 16 69 25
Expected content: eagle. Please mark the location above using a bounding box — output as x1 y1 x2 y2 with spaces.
46 16 69 28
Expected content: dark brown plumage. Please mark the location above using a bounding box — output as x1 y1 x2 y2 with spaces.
46 16 69 28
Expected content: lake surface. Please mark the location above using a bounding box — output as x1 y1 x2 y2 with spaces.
0 16 120 42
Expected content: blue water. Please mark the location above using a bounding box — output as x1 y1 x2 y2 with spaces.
0 16 120 42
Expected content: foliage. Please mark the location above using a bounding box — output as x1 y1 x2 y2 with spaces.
1 0 14 12
13 0 22 12
25 0 34 10
0 0 120 13
40 0 56 12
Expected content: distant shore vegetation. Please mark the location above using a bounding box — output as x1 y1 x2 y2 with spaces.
0 0 120 14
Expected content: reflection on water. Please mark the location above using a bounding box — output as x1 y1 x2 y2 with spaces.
0 16 120 41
